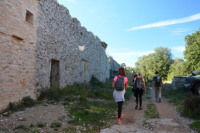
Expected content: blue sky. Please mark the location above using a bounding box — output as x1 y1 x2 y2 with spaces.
57 0 200 67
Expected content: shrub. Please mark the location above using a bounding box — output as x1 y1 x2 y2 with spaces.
189 121 200 132
181 95 200 119
37 122 45 127
90 76 104 87
50 122 61 128
14 125 29 130
8 102 19 112
30 124 34 127
22 96 35 107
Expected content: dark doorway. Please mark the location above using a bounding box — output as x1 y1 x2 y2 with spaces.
50 59 60 88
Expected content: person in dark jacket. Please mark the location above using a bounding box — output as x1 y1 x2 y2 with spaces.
132 74 138 102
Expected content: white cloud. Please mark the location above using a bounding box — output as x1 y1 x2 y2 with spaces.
127 13 200 31
170 28 190 36
171 46 185 52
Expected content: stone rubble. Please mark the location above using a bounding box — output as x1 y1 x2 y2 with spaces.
172 76 187 90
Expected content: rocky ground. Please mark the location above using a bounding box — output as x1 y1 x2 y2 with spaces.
0 104 70 132
100 88 195 133
0 87 196 133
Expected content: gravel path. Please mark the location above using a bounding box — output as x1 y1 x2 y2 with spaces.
100 88 195 133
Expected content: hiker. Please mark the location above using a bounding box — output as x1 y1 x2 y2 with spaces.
112 67 128 125
134 72 146 110
132 74 138 102
152 71 164 103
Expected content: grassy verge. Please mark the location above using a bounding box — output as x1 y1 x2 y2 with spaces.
162 83 200 119
145 103 160 119
189 120 200 133
0 96 36 117
0 76 133 132
162 83 190 106
142 84 160 131
163 83 200 132
143 103 160 131
64 81 132 132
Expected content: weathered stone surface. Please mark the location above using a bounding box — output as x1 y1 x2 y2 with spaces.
172 76 187 90
0 0 122 110
0 0 38 110
0 79 4 84
34 0 116 92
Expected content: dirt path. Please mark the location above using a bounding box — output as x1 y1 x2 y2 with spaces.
100 88 193 133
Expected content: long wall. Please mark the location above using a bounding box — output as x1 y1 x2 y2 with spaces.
0 0 117 110
0 0 38 110
34 0 111 97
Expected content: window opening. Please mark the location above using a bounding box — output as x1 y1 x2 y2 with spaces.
26 10 34 25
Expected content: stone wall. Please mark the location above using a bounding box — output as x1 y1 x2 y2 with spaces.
0 0 119 110
172 76 187 90
0 0 38 110
108 57 120 78
34 0 111 96
126 70 134 85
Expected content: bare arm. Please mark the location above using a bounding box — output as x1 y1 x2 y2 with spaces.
161 81 164 88
112 81 115 88
143 79 146 93
125 82 127 88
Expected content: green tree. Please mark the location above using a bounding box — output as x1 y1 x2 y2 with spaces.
184 28 200 73
167 58 185 81
134 47 173 81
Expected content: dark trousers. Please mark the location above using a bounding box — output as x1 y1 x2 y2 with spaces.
118 101 123 118
135 89 143 107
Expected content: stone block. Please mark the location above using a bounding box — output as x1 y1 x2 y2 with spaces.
0 79 4 84
22 91 28 94
15 92 20 95
6 78 14 83
9 65 18 70
10 88 15 92
10 74 17 77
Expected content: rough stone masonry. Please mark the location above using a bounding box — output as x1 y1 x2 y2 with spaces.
0 0 121 110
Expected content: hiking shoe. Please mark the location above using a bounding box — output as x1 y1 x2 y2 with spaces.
159 98 161 103
139 107 142 110
135 105 138 109
121 112 124 118
118 119 122 125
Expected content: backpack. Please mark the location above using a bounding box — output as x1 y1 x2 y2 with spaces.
115 76 124 91
155 75 161 87
135 77 142 89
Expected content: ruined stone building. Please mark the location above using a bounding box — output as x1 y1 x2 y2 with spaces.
0 0 120 110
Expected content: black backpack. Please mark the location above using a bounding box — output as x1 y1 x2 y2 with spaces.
115 76 124 91
155 75 161 87
135 77 142 89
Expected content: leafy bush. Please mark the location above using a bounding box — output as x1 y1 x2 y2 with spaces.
189 121 200 132
14 125 29 130
22 96 35 107
181 95 200 119
37 122 45 127
50 122 61 128
90 75 104 87
0 96 35 116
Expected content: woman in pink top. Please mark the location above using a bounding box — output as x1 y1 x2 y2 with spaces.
112 67 128 125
